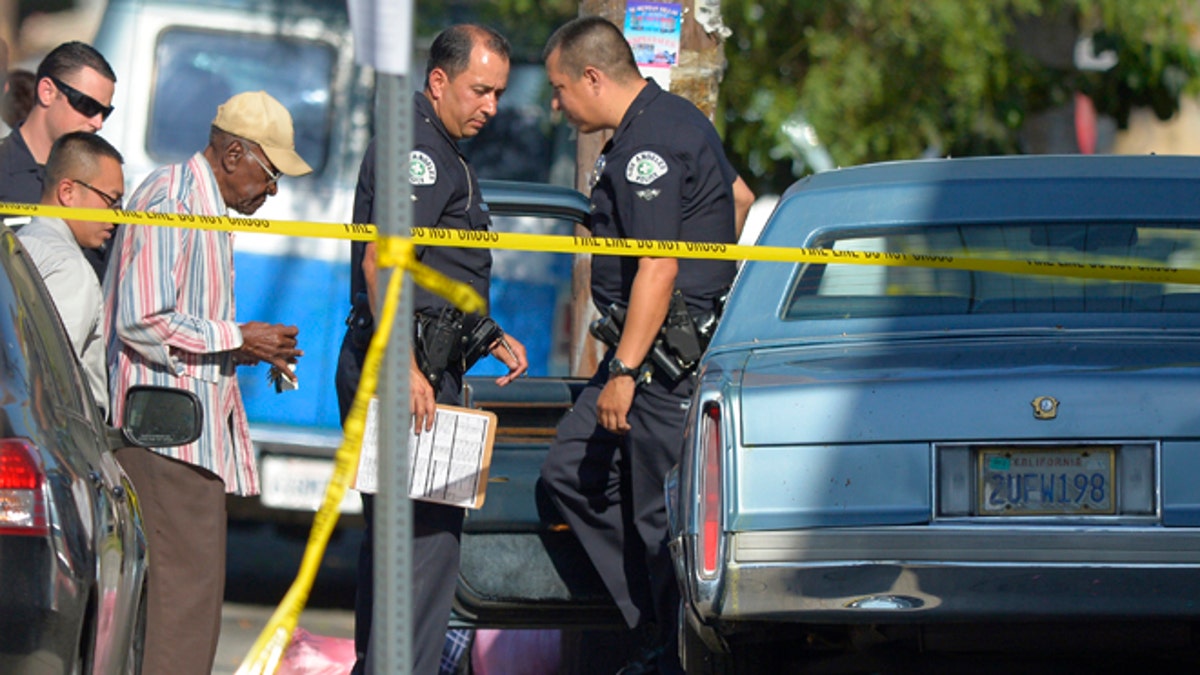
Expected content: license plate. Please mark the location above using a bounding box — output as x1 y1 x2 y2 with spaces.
260 455 363 514
977 447 1115 516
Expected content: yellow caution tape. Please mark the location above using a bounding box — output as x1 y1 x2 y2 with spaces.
1 202 365 240
234 239 481 675
407 228 1200 286
6 201 1200 286
7 198 1195 672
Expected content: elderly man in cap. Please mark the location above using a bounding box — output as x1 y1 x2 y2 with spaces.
106 90 310 675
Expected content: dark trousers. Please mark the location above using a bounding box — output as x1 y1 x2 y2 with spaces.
354 496 464 675
337 327 465 675
113 446 226 675
540 365 693 672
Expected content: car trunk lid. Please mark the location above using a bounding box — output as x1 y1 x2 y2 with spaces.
739 332 1200 446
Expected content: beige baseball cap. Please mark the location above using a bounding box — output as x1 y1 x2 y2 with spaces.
212 91 313 177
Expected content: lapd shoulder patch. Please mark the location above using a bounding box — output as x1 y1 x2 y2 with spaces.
626 151 668 185
409 151 437 186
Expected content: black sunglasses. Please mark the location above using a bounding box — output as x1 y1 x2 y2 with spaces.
73 179 123 210
48 75 115 121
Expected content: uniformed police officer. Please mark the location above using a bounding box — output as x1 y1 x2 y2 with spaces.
539 16 753 674
335 24 528 675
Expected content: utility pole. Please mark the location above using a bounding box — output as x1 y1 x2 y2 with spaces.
348 2 415 673
568 0 620 378
569 0 730 377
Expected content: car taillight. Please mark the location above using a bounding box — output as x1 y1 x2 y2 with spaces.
0 439 48 536
698 403 721 579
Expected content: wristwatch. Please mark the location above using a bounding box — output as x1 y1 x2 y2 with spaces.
608 357 648 385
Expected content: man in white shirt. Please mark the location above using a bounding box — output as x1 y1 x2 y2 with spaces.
17 130 123 415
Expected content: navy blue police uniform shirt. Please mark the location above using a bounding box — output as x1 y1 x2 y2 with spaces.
349 92 493 324
0 125 45 204
0 125 112 277
588 79 738 315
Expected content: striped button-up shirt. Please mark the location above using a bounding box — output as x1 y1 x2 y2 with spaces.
105 152 258 494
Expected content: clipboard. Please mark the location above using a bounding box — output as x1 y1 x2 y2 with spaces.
354 398 497 509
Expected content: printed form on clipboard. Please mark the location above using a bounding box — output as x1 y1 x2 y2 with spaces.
354 398 497 509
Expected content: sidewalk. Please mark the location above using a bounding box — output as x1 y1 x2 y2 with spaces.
212 603 355 675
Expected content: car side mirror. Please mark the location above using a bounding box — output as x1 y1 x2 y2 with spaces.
120 385 204 448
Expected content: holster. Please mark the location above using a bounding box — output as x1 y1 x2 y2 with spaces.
414 307 464 385
589 303 688 384
415 308 505 384
588 289 727 386
662 290 704 367
462 316 504 371
345 293 375 351
348 294 505 385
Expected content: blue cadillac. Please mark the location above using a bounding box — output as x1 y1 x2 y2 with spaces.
668 154 1200 671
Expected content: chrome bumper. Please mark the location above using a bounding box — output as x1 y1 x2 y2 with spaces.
690 526 1200 623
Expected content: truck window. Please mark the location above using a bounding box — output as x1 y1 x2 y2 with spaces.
147 27 336 172
473 211 575 378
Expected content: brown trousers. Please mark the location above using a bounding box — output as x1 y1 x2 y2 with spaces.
115 446 227 675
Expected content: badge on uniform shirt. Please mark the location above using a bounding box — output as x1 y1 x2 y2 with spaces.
626 151 668 185
410 151 438 186
589 154 607 190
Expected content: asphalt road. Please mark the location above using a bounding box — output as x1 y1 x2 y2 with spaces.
214 520 359 675
211 520 1200 674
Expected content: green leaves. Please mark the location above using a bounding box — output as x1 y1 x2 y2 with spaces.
435 1 1199 198
1078 27 1200 127
722 0 1199 194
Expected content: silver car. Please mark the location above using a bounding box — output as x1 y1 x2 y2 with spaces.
0 225 201 674
668 155 1200 671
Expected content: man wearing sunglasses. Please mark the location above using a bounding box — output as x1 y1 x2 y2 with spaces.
0 40 116 277
105 90 311 675
16 131 123 416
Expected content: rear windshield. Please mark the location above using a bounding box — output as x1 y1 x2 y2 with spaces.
147 27 335 172
785 222 1200 319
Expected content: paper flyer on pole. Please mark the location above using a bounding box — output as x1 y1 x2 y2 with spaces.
624 2 682 89
355 398 497 509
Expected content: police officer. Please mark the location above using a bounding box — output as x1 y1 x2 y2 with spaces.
335 24 528 675
0 41 118 277
539 16 752 674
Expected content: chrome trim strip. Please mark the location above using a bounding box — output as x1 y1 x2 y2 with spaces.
734 527 1200 564
684 527 1200 623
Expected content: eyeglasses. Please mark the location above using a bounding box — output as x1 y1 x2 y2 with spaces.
47 75 115 121
73 179 123 210
242 144 282 186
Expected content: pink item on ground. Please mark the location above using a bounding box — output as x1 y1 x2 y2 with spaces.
276 627 356 675
471 629 561 675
